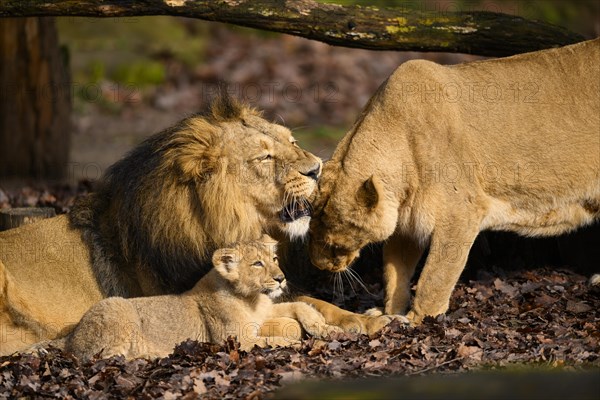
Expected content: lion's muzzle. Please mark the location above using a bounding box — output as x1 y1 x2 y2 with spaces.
279 201 313 223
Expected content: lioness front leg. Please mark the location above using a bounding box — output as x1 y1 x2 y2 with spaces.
383 233 424 315
270 302 341 339
407 215 481 324
296 296 392 335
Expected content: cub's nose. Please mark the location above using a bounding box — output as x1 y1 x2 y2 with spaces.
274 274 285 283
302 165 321 181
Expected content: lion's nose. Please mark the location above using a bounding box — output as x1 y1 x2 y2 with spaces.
302 165 321 181
274 274 285 283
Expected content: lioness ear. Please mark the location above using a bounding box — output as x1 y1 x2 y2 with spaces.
212 248 239 274
356 175 382 210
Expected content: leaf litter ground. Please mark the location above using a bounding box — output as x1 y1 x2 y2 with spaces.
0 186 599 399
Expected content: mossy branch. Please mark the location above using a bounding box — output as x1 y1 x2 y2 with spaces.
0 0 585 57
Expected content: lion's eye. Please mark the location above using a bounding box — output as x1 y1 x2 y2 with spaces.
259 154 273 162
273 256 279 262
291 140 298 147
252 261 264 268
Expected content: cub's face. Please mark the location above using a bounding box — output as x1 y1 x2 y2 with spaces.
309 168 398 272
212 235 286 299
221 115 322 239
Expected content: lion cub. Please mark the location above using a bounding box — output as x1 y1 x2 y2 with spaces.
42 236 337 360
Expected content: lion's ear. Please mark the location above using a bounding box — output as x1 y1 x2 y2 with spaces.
178 153 215 179
356 175 382 210
211 85 243 121
212 248 240 275
175 129 219 180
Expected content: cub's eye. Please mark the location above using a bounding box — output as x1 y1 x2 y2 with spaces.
273 256 279 262
252 261 264 268
291 140 298 147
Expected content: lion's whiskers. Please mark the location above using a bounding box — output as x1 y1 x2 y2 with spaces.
345 267 376 297
341 270 357 296
282 190 290 211
282 189 311 219
332 273 345 304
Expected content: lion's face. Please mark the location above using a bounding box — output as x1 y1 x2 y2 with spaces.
175 110 322 244
212 235 286 299
221 114 322 239
309 167 398 272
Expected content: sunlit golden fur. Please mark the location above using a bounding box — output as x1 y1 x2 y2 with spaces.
0 95 324 355
29 237 340 360
0 95 392 357
310 38 600 323
77 95 324 297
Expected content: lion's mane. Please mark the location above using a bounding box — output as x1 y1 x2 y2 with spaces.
70 96 268 296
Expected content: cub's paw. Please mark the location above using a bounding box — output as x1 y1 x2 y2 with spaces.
304 320 342 339
241 337 301 351
271 337 301 348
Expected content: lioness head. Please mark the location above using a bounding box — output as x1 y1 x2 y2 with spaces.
309 167 398 273
212 235 285 299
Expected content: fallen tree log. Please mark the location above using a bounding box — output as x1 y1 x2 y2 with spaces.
0 0 585 57
0 208 56 231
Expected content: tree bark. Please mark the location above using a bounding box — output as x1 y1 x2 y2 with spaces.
0 207 56 231
0 17 71 179
0 0 585 57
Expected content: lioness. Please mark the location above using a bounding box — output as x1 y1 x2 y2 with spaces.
309 38 600 324
31 236 338 360
0 94 389 355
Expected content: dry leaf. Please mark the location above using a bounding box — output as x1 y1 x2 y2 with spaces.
566 301 592 314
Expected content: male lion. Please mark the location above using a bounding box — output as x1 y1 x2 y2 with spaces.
309 38 600 324
0 94 388 355
31 236 339 360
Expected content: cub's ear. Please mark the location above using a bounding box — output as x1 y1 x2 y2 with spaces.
356 175 383 210
212 248 240 274
259 234 278 252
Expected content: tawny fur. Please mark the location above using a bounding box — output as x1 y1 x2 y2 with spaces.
310 38 600 323
31 237 339 360
0 95 389 356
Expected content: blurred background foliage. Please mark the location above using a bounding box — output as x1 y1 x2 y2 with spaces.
55 0 599 176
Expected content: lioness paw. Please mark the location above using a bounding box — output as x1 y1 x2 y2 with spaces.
404 310 423 325
324 324 343 336
389 314 410 325
364 315 394 335
363 307 383 317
